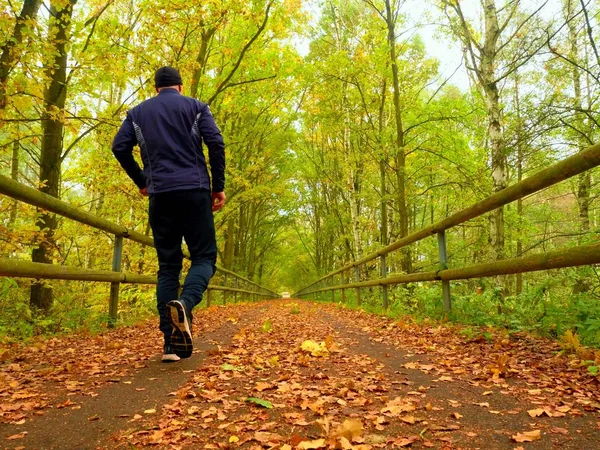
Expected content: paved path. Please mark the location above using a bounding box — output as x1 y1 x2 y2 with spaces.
1 301 599 449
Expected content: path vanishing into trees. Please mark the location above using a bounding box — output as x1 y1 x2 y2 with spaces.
1 300 599 450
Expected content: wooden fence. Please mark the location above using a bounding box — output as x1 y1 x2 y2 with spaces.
0 176 277 324
294 142 600 310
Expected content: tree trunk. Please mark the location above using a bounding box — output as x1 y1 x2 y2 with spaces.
384 0 411 273
0 0 42 110
566 0 591 234
8 139 20 227
189 27 217 99
566 0 591 293
481 0 506 260
30 0 77 313
223 216 236 270
247 202 258 277
513 72 524 295
380 159 388 248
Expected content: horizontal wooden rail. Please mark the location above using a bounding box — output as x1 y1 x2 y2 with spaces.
0 174 273 295
300 142 600 293
300 242 600 295
0 258 273 298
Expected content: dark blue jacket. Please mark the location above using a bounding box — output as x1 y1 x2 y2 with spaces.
112 89 225 194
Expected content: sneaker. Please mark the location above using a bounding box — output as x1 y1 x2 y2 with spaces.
162 344 181 363
166 300 193 358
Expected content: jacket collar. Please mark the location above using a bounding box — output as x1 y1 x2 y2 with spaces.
158 88 180 95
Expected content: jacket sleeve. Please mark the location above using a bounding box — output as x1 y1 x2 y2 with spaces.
111 114 147 190
198 104 225 193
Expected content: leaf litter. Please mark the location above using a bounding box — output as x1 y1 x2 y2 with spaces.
2 300 599 448
111 301 600 448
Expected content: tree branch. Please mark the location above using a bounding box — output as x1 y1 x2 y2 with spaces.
208 1 274 105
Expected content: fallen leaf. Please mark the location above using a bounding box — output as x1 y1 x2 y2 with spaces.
245 397 273 409
254 431 284 443
527 408 552 418
512 430 542 442
300 340 329 357
400 415 416 424
6 432 28 440
297 438 326 449
256 382 273 392
396 436 419 447
334 418 363 441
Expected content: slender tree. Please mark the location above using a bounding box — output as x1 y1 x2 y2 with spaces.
30 0 78 312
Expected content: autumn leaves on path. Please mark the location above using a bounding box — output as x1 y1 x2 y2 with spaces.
1 301 600 449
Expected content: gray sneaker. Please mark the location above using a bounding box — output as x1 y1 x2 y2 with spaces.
166 300 193 358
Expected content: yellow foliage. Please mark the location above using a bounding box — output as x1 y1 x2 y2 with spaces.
301 340 329 357
561 330 581 353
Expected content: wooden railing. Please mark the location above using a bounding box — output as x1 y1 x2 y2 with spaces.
294 142 600 310
0 176 278 324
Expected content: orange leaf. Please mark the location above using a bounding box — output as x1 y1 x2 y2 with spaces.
512 430 542 442
6 432 27 440
396 436 419 447
255 382 272 392
527 408 551 418
297 438 326 449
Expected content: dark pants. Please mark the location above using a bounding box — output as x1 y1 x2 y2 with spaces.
149 188 217 343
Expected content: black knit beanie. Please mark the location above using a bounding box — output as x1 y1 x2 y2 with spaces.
154 67 182 88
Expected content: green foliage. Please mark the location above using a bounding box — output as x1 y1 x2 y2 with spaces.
261 318 272 332
244 397 273 409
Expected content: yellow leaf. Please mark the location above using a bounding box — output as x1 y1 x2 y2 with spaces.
229 435 239 443
381 397 415 415
298 439 326 449
512 430 542 442
527 408 552 417
301 340 329 357
334 418 363 441
143 409 156 414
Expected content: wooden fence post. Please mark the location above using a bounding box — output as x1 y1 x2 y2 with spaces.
381 254 388 309
437 231 451 312
109 236 123 327
354 265 361 306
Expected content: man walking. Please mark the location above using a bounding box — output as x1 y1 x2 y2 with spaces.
112 67 226 362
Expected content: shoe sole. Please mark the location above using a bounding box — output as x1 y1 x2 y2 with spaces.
167 301 193 359
161 353 181 363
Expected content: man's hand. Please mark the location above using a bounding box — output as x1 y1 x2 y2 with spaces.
139 187 148 197
211 191 226 211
